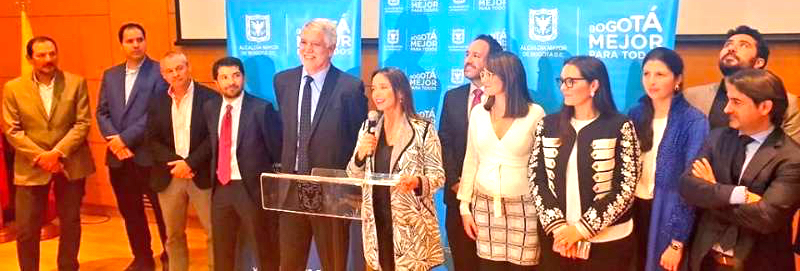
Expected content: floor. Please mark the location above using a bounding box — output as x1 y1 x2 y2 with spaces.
0 213 210 271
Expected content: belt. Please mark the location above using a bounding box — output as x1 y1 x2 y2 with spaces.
708 250 735 267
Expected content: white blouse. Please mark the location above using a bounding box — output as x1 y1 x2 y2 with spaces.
458 103 546 217
635 117 668 200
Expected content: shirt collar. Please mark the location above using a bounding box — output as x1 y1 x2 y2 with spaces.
223 91 244 109
168 81 195 101
301 64 331 88
125 60 145 75
740 125 775 145
32 73 55 88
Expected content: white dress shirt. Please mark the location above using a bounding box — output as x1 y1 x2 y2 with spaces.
635 117 668 199
458 103 546 217
170 82 195 158
294 65 330 171
33 74 55 117
124 61 144 105
218 93 244 180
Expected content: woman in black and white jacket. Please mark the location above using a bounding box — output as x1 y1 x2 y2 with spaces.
528 56 641 270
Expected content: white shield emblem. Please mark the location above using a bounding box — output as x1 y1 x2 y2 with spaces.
453 0 466 4
387 29 400 45
452 28 465 45
245 15 270 43
451 68 464 84
529 9 557 42
388 0 400 7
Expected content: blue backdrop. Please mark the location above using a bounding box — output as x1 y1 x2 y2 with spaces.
226 1 363 270
379 0 678 269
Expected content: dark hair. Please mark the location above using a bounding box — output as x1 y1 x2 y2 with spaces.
636 47 684 152
26 36 57 58
725 69 787 126
558 56 617 141
212 57 245 80
118 22 146 43
473 34 503 55
727 25 769 67
482 51 532 118
370 67 419 119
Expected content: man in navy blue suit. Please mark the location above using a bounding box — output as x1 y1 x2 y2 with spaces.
96 22 169 271
204 56 282 271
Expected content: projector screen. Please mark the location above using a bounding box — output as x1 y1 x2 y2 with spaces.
174 0 799 44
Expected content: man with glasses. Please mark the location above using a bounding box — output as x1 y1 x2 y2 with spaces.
273 18 368 271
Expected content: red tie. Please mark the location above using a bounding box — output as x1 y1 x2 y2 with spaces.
471 88 483 109
217 104 233 185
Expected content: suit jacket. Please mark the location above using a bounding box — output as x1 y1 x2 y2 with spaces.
204 93 282 206
439 84 469 207
1 71 95 185
680 127 800 271
146 82 217 192
273 65 367 203
96 57 167 167
684 81 800 143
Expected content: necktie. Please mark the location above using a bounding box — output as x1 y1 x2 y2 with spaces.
718 134 755 252
471 88 483 109
708 82 729 130
298 75 322 211
217 104 233 185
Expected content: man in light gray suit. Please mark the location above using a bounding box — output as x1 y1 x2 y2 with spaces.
683 25 800 142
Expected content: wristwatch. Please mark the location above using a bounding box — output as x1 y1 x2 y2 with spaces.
670 240 684 250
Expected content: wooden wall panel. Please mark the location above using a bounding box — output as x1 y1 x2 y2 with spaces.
0 0 108 17
107 0 171 65
0 18 22 79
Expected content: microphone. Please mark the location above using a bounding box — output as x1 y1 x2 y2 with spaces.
367 110 379 135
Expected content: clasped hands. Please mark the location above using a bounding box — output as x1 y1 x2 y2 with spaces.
552 224 586 259
106 135 134 160
34 149 63 173
691 158 761 203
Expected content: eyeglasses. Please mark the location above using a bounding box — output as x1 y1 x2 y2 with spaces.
480 69 495 80
556 77 588 88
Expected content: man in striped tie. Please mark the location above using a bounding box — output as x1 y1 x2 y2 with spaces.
204 56 282 271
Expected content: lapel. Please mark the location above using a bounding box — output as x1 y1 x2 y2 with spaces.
163 91 175 147
285 68 301 148
308 66 339 138
237 94 251 149
388 115 415 173
456 85 469 129
189 83 206 147
208 97 222 147
123 58 151 116
23 73 50 121
739 129 782 188
48 71 66 122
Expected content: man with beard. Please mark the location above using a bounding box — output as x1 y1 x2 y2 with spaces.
684 25 800 142
204 56 281 271
438 34 502 270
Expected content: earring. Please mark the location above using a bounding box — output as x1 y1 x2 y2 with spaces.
590 91 595 97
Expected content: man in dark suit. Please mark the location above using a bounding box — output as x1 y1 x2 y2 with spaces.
439 34 502 270
272 18 367 271
96 22 169 271
3 36 95 271
146 51 216 271
205 56 281 271
681 69 800 271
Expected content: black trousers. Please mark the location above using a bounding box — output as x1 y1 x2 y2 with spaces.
538 228 635 271
212 180 279 271
633 198 653 271
108 160 167 262
445 204 479 271
16 175 84 271
279 212 351 271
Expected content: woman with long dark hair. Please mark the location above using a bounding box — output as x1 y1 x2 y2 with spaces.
346 67 444 270
629 47 708 271
529 56 641 270
457 51 546 270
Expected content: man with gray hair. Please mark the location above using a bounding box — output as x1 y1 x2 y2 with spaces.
146 51 217 271
273 18 368 271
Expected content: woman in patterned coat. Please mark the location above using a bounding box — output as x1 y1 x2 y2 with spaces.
528 56 642 270
346 67 445 271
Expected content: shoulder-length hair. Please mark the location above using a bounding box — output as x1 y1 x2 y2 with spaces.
637 47 684 152
370 67 420 119
483 51 533 118
558 56 617 141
